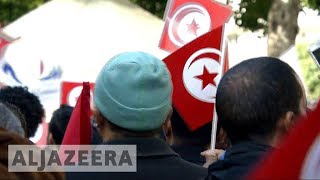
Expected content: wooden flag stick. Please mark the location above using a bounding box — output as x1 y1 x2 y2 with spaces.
210 106 219 150
210 43 227 150
210 22 228 150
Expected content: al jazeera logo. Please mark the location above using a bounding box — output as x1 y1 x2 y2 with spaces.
8 145 137 172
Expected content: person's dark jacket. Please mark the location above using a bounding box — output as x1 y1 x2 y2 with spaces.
67 137 207 180
0 128 64 180
171 144 206 166
91 126 102 144
206 141 272 180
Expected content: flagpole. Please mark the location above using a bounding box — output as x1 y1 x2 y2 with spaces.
210 31 227 150
210 106 219 150
210 0 229 150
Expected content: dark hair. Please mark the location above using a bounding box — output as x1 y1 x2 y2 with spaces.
108 119 161 137
49 105 73 145
97 111 161 138
0 86 45 137
1 102 27 137
216 57 304 143
171 107 215 147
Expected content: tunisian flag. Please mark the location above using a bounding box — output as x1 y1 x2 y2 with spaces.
61 82 91 145
249 102 320 179
60 81 95 107
159 0 232 52
163 26 228 131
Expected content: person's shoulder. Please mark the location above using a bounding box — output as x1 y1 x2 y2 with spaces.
140 154 207 180
207 159 254 180
174 156 208 176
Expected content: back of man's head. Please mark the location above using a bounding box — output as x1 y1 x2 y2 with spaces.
216 57 304 144
49 105 73 145
94 51 172 138
0 103 25 136
0 86 45 138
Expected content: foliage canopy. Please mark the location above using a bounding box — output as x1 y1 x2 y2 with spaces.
130 0 168 19
0 0 44 26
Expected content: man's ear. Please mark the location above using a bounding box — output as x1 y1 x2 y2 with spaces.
94 109 106 129
277 111 295 134
162 108 173 144
93 109 113 142
270 111 296 147
162 118 173 144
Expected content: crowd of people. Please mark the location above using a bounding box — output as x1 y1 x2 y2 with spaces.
0 51 317 180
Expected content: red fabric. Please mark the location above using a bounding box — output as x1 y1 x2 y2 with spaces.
0 31 14 58
159 0 232 52
60 81 95 105
163 26 228 131
0 37 9 50
249 102 320 179
62 82 91 145
0 30 16 49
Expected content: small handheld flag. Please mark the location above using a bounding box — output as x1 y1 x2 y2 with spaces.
61 82 91 145
163 26 228 131
159 0 232 52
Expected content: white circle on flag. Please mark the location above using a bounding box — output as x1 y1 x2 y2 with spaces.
168 4 211 47
67 86 93 107
67 86 83 107
183 48 222 103
300 135 320 179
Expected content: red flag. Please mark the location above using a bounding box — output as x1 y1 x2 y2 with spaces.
60 81 95 106
62 82 91 145
159 0 232 52
163 26 228 131
249 102 320 179
0 37 9 50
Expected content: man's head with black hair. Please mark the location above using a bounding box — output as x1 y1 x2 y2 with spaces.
48 105 73 145
216 57 307 145
0 86 45 137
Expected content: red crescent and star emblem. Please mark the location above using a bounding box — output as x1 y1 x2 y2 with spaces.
194 65 218 90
